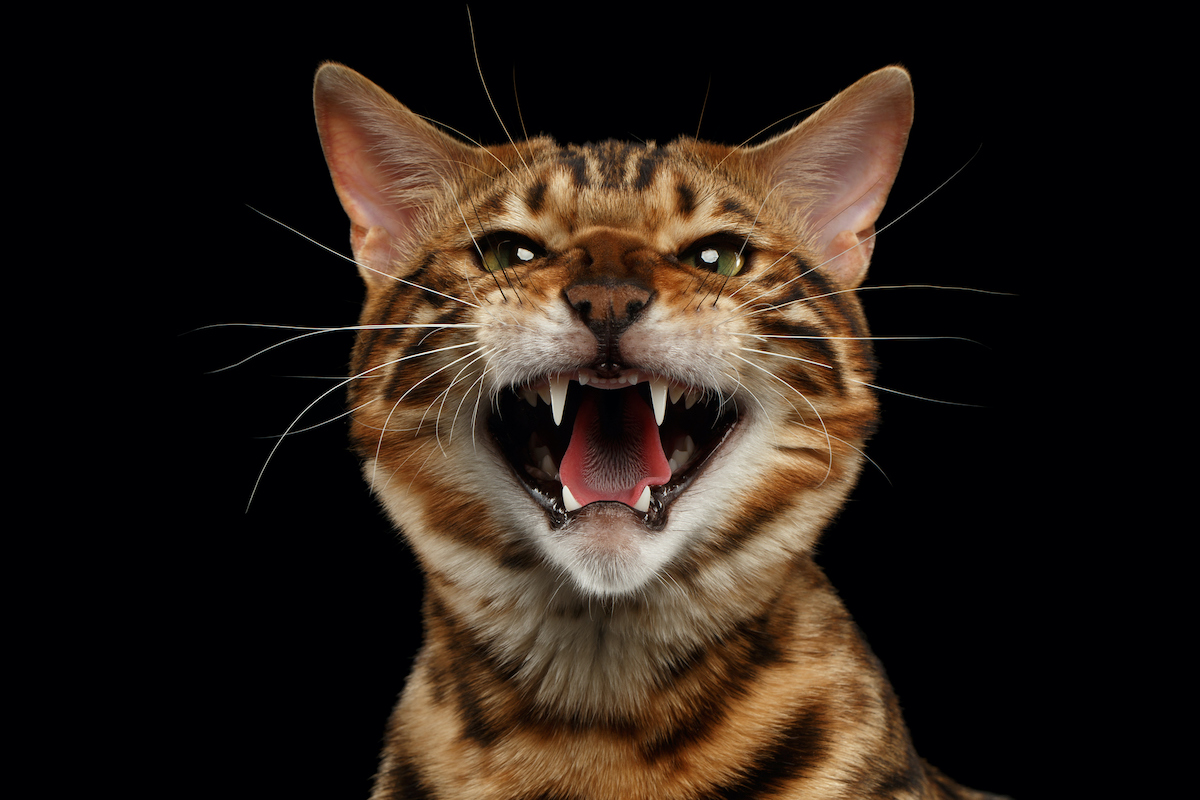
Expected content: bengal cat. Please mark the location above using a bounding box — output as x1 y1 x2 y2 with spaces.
309 62 1006 800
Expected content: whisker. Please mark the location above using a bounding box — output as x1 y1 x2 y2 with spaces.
200 321 481 372
720 147 984 317
424 350 490 455
847 379 983 408
467 6 529 172
729 352 834 484
730 331 982 346
727 283 1010 325
250 340 481 509
247 206 482 309
737 346 834 373
370 345 488 489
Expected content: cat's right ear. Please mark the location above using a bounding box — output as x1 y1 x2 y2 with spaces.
314 63 471 288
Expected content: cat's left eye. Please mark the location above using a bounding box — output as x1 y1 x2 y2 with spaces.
679 239 746 277
479 233 542 272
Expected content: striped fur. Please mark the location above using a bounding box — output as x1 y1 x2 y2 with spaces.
311 63 1005 799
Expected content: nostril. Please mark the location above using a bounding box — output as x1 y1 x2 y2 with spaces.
565 282 653 330
566 288 595 323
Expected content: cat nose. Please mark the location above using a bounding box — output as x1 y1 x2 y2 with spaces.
565 279 654 373
563 229 656 338
565 281 653 335
562 230 657 370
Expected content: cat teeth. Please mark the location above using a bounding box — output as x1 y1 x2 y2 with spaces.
525 372 694 428
667 435 696 474
562 484 583 512
666 382 702 409
633 485 651 513
649 376 668 426
561 483 649 514
549 374 569 426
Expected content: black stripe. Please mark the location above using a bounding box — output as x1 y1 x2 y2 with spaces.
526 178 548 214
699 704 830 800
756 317 841 396
718 196 757 224
633 146 666 190
559 148 589 188
596 140 634 189
375 752 436 800
641 606 786 762
676 181 697 216
354 252 435 373
795 265 874 391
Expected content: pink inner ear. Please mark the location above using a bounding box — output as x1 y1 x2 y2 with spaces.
314 63 469 281
559 389 672 509
316 109 421 251
752 67 913 288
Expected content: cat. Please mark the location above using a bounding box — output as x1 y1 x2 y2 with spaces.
309 61 1007 799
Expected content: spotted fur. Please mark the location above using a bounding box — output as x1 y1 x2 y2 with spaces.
311 63 1005 800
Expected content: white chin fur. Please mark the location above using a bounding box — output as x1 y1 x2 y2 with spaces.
542 504 682 598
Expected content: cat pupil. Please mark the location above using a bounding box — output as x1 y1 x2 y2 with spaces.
482 240 536 272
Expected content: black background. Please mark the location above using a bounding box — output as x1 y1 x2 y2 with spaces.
162 8 1071 798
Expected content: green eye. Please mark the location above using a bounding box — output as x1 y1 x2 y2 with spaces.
480 234 541 272
680 241 746 277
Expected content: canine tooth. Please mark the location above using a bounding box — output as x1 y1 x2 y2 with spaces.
520 386 539 407
669 435 695 470
633 485 651 513
562 484 582 512
549 374 569 426
669 384 685 405
649 376 668 426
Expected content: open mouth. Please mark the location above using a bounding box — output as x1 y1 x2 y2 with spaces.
489 369 740 529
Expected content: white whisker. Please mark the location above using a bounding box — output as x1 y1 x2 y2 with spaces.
247 206 481 309
201 321 481 372
371 345 488 489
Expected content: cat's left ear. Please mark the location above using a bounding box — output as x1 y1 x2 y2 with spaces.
750 66 914 288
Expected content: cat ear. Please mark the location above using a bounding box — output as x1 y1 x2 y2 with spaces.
313 63 474 287
750 66 913 288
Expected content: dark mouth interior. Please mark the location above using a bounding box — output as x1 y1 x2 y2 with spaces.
489 378 739 529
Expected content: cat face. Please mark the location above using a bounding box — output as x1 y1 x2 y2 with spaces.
315 64 911 599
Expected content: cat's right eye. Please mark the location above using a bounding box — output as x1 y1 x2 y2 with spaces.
678 237 747 277
479 233 543 273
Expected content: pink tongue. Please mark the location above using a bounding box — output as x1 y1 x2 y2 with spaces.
559 388 672 508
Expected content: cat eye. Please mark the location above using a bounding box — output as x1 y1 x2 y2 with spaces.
678 239 746 277
479 233 543 273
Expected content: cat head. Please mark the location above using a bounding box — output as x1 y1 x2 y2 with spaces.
313 64 912 600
